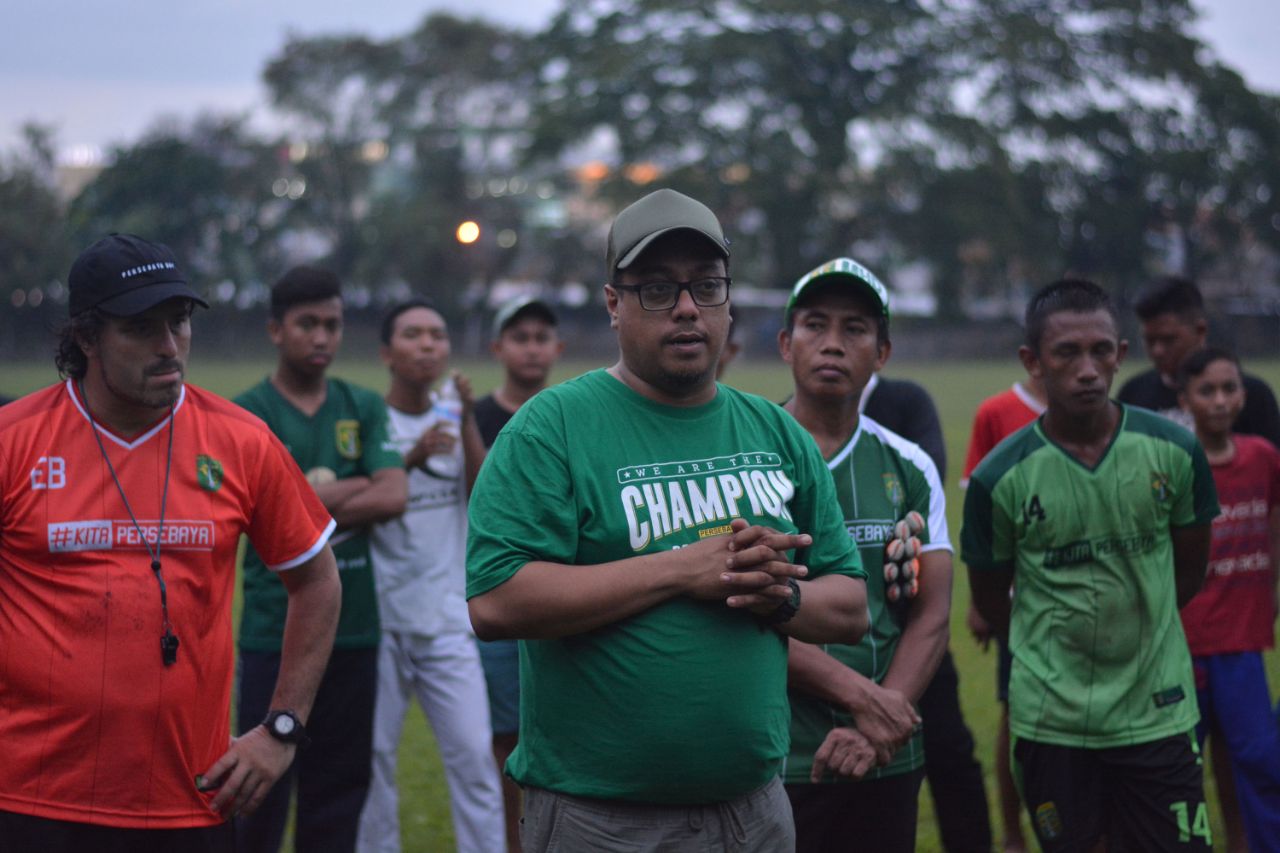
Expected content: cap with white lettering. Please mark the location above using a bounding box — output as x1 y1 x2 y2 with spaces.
784 257 890 326
69 233 209 317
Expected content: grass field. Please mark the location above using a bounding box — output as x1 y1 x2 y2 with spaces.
6 355 1279 852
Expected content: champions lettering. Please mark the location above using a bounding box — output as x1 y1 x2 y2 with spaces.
620 467 796 550
48 519 215 553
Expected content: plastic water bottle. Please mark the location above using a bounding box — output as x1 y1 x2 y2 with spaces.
426 377 462 478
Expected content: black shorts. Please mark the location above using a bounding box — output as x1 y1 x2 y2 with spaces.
1014 731 1211 852
0 809 234 853
786 768 926 853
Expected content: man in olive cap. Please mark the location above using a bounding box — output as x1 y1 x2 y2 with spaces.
466 190 869 852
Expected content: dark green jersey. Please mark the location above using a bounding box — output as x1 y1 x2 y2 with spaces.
962 405 1218 747
466 370 866 804
786 417 949 782
236 377 401 651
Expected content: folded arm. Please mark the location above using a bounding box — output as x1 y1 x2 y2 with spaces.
313 467 407 528
469 519 820 640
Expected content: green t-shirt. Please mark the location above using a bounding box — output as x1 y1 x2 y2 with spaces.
785 417 949 783
236 377 401 652
961 405 1219 748
466 370 866 804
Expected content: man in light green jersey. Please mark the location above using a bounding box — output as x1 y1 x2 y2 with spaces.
962 279 1219 852
778 258 953 853
466 189 869 852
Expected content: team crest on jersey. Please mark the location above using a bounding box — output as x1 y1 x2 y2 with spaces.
883 473 903 508
1150 471 1170 503
196 455 223 491
1035 801 1064 840
335 420 362 459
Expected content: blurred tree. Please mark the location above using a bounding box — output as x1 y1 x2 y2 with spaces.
0 124 70 304
919 0 1280 300
526 0 943 286
524 0 1280 311
68 116 287 288
262 13 539 306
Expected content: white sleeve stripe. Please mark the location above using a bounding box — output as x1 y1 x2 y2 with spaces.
920 542 954 554
270 518 337 571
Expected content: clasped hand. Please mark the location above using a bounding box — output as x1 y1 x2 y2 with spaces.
683 518 811 616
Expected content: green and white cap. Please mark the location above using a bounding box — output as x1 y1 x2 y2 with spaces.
606 188 730 277
784 257 890 325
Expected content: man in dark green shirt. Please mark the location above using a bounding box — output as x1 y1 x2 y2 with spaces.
235 266 406 853
467 189 869 852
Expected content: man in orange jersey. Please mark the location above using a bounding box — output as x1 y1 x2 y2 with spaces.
0 234 341 853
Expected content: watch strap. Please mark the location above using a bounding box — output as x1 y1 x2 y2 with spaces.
759 577 801 625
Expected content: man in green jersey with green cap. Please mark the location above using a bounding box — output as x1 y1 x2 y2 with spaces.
466 188 869 853
777 257 953 853
963 278 1219 852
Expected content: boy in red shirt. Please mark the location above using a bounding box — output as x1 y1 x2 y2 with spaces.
961 374 1045 852
1178 347 1280 853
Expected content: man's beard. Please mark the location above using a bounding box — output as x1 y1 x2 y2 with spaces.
655 361 713 393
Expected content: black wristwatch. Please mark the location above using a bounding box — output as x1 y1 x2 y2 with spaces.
263 710 311 748
760 578 802 625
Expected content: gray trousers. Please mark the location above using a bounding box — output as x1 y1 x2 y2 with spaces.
521 776 795 853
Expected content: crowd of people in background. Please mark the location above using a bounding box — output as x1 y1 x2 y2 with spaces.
0 188 1278 853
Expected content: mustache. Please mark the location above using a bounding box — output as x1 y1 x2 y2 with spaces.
146 360 184 376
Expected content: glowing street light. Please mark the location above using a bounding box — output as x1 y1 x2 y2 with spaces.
456 221 481 244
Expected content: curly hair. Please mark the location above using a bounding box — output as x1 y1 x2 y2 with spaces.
54 309 107 380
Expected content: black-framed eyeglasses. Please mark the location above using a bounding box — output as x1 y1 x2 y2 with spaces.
612 277 732 311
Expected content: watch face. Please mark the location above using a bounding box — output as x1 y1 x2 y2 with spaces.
274 714 296 736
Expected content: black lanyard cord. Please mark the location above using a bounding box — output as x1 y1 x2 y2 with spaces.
81 382 180 666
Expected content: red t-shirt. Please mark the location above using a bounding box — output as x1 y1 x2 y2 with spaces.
961 383 1045 486
0 381 334 828
1180 434 1280 655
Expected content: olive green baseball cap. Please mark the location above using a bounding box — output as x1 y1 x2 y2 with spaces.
784 257 891 325
606 188 730 277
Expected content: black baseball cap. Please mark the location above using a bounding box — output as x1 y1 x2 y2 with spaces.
492 296 557 338
605 189 729 278
69 234 209 317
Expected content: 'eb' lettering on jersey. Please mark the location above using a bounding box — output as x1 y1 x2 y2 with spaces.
30 456 65 490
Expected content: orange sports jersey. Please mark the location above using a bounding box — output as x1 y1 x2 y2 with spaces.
0 380 335 828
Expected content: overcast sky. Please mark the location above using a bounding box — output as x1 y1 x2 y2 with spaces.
2 0 1276 155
